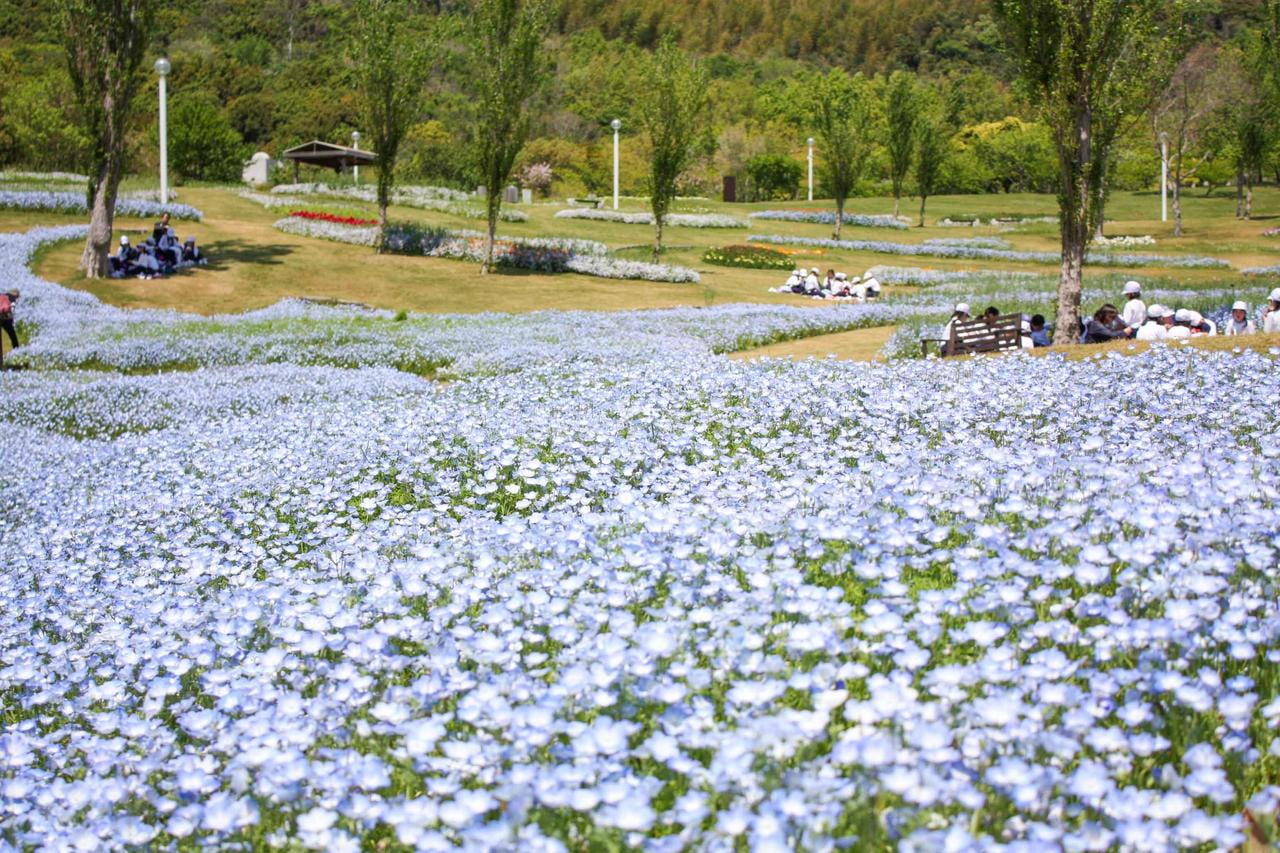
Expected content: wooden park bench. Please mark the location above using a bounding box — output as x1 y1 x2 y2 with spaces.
567 196 604 209
921 313 1024 358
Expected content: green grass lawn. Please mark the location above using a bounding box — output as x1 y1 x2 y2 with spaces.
23 184 1280 317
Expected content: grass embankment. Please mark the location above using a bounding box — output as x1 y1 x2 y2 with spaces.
24 185 1280 317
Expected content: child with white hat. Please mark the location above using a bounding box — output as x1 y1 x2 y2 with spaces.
1265 288 1280 334
1135 304 1168 341
1224 301 1255 336
1121 281 1146 329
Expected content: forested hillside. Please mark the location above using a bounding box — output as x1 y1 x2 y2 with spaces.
0 0 1271 200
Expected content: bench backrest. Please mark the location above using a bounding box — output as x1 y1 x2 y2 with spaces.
949 314 1023 355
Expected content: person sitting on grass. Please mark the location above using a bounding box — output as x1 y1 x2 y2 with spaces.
181 237 206 267
804 267 821 295
1083 304 1132 343
1121 281 1146 330
1167 309 1194 340
1029 314 1050 347
111 235 138 277
158 226 182 267
863 276 881 299
1264 288 1280 334
1135 305 1168 341
1225 301 1255 336
134 243 162 279
152 212 171 245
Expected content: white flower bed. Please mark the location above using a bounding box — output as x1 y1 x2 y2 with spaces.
564 254 701 283
0 190 202 220
252 187 527 222
555 208 747 228
748 210 909 229
271 183 470 202
748 233 1231 268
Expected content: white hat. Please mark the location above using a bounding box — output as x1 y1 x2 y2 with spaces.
955 302 970 314
1020 319 1031 332
120 235 129 245
1187 310 1204 324
811 267 820 274
1269 287 1280 303
1232 300 1248 311
1122 280 1142 295
1174 308 1193 323
1146 304 1165 320
835 272 847 281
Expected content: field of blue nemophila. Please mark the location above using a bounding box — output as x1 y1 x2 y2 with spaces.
2 226 1280 851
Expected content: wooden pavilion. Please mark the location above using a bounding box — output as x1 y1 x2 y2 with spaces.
281 140 377 182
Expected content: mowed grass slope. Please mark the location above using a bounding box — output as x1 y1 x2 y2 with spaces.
25 185 1280 317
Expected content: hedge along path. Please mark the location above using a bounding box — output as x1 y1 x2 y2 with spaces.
728 324 899 362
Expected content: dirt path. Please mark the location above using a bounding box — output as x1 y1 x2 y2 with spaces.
729 325 899 362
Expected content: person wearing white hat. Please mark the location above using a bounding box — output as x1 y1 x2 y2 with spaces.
112 234 138 277
1135 304 1168 341
862 276 881 299
804 267 821 295
1224 301 1255 336
1167 308 1193 340
1264 288 1280 334
942 303 971 354
1121 281 1146 330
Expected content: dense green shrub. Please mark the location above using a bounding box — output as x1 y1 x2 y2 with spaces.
744 154 801 201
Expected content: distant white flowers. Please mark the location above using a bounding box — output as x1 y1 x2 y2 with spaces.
748 209 909 229
252 185 527 222
0 190 202 220
555 208 748 228
749 233 1231 268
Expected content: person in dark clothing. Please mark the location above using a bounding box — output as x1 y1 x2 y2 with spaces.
181 237 206 266
1029 314 1051 347
0 289 19 353
111 235 139 276
152 212 171 244
983 306 1001 326
1083 304 1132 344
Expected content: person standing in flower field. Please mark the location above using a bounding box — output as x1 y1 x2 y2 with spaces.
0 289 19 364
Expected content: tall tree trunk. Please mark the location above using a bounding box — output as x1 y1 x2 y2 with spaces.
1246 181 1254 220
1172 158 1183 237
893 192 900 219
1057 215 1086 347
834 197 844 240
918 194 927 228
483 192 498 274
651 215 663 263
1236 165 1245 219
80 152 120 278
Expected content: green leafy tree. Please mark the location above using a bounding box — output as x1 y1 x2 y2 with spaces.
805 70 876 239
745 153 802 201
884 71 919 218
57 0 158 278
0 67 89 171
914 93 950 227
635 37 710 261
463 0 551 273
169 94 244 182
349 0 436 236
992 0 1179 343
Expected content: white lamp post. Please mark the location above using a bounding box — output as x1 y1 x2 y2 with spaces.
351 131 361 185
154 58 170 203
611 119 622 210
807 137 815 202
1159 131 1169 223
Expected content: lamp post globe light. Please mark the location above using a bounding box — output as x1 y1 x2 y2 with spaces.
807 137 815 203
611 119 622 210
351 130 362 185
154 58 170 204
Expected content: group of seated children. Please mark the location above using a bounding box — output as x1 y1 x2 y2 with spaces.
943 303 1049 352
1082 281 1280 343
772 267 883 301
109 213 207 279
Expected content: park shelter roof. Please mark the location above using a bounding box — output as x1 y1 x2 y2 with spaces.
281 140 377 173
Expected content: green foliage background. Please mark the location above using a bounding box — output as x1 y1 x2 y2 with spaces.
0 0 1272 196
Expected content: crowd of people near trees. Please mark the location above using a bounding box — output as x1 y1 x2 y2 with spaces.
109 213 206 279
772 267 883 300
941 281 1280 352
